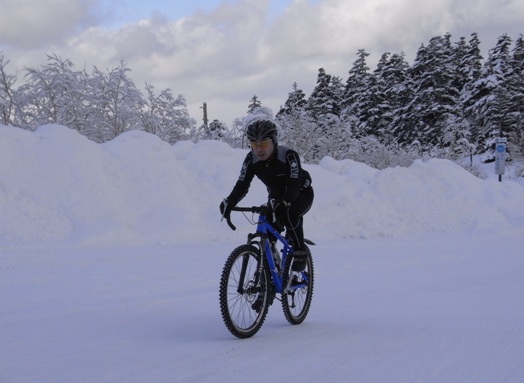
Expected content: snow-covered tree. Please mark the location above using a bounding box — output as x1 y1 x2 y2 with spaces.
378 52 411 145
277 83 318 160
225 117 245 148
307 68 336 119
392 34 460 150
279 107 319 162
0 53 17 126
342 49 371 116
247 95 262 113
437 34 485 158
353 60 384 138
202 119 228 140
306 68 347 161
139 83 192 144
20 54 90 132
88 60 143 142
507 34 524 155
454 33 484 155
278 82 307 115
463 34 513 159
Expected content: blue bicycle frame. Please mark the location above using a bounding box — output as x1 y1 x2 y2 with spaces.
227 205 308 294
258 215 293 293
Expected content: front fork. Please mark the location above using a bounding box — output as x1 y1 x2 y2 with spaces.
236 235 266 296
236 253 250 294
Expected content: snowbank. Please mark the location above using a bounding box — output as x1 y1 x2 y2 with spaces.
1 124 523 248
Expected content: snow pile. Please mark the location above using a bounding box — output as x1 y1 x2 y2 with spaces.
1 124 523 248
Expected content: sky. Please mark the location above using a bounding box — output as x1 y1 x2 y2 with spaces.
1 123 524 382
1 0 523 126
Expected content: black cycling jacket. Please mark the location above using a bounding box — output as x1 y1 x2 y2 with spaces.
226 145 312 207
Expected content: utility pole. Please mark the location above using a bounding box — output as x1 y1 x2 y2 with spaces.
201 102 209 130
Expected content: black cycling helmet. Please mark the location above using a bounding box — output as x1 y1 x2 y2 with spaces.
244 106 278 145
246 120 278 144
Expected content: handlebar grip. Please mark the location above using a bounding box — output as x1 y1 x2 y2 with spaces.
226 214 236 231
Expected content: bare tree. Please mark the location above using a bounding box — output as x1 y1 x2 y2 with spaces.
0 53 17 126
139 83 193 144
22 54 85 128
89 60 143 142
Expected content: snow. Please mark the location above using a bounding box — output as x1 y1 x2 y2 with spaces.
1 124 524 382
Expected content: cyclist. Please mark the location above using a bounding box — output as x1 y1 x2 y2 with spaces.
220 107 314 271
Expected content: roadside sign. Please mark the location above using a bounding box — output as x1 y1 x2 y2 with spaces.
495 138 507 175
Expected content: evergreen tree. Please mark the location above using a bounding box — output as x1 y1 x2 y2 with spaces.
247 95 262 113
456 33 484 156
438 34 485 158
341 49 371 118
392 34 460 150
277 82 307 115
307 68 336 118
488 34 513 138
329 75 345 117
466 34 513 159
454 33 483 90
508 34 524 154
307 68 346 161
276 83 318 162
380 52 411 145
353 71 382 137
203 119 227 140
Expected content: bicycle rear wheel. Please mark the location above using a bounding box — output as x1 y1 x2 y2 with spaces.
219 244 271 338
281 245 314 325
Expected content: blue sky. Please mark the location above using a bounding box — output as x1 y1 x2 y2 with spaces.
0 0 522 125
99 0 230 26
99 0 299 26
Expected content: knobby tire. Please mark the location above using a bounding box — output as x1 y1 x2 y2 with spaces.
219 244 271 338
281 245 314 325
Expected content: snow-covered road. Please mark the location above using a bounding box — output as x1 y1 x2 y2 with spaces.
3 231 523 383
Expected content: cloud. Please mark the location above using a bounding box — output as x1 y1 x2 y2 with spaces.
0 0 98 48
0 0 522 124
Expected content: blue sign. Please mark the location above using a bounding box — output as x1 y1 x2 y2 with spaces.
495 141 506 175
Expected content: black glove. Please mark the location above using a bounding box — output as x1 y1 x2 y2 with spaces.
220 199 231 220
269 198 289 231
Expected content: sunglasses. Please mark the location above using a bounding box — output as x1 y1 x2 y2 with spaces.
250 139 272 149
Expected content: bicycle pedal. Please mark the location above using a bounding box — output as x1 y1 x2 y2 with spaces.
290 275 307 288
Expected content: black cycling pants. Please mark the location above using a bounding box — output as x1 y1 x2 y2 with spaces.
280 187 314 251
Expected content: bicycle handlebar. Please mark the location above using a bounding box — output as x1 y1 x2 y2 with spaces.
224 205 269 231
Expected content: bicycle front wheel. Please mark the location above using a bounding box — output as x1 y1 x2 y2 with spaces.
219 244 271 338
282 245 314 325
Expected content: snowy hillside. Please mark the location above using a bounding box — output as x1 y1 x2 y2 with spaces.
1 124 524 383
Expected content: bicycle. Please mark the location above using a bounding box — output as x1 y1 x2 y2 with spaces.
219 202 315 338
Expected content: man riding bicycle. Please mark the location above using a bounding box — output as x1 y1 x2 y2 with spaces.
220 107 314 271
